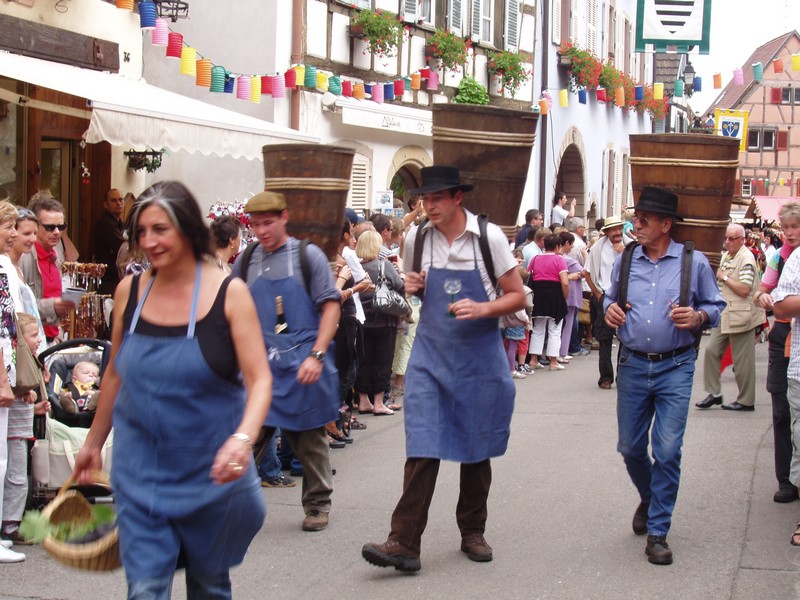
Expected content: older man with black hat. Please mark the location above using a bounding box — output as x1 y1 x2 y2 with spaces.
232 191 341 533
604 186 725 566
362 166 524 572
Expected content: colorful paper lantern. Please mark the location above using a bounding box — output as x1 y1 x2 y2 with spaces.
294 65 306 87
364 84 372 96
596 88 607 102
559 89 569 107
329 76 342 96
394 79 405 97
752 62 764 82
180 47 197 76
372 82 384 103
578 89 587 104
236 76 251 100
272 74 286 98
792 53 800 71
284 68 297 90
410 73 421 90
250 76 261 103
342 80 353 97
151 18 169 45
693 76 702 92
116 0 134 9
223 73 234 93
419 66 431 78
353 82 366 100
404 76 411 91
538 99 548 115
166 32 183 58
634 85 644 101
733 68 744 86
426 70 439 91
383 82 394 101
261 75 273 95
774 58 784 73
673 79 684 97
303 65 317 88
653 82 664 100
316 71 329 92
195 59 212 87
713 72 722 88
139 1 157 28
210 66 227 92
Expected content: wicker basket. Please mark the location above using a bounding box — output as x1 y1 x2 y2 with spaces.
41 471 121 571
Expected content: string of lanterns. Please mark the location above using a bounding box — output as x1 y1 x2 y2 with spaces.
115 0 442 105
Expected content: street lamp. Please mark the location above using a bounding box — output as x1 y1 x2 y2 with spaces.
683 62 696 93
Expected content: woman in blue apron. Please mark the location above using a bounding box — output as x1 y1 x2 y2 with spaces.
73 182 272 599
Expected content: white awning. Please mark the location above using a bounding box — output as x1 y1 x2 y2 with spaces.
0 51 318 160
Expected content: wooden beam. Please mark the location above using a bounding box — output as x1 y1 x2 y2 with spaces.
0 14 119 72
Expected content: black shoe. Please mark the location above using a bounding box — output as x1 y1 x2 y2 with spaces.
721 401 754 412
362 540 421 572
774 485 799 503
632 502 649 536
328 437 346 449
695 394 722 409
645 535 673 565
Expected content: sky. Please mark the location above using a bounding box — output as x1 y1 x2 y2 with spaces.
686 0 800 115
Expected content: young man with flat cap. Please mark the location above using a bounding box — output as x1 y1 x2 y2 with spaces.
362 165 525 572
604 186 725 565
232 191 341 532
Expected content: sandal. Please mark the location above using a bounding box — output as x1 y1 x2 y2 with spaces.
791 523 800 547
386 403 403 411
350 417 367 430
372 408 395 416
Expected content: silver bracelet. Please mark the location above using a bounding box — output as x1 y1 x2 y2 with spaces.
230 432 254 447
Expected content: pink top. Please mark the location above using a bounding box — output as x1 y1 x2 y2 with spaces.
528 253 567 282
762 243 796 291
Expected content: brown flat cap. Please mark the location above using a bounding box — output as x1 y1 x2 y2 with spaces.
244 191 287 214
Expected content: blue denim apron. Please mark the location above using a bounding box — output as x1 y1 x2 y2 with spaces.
112 266 264 581
247 250 339 430
405 238 515 462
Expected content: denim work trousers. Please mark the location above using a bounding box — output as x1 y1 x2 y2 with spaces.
616 346 696 537
128 569 232 600
388 458 492 555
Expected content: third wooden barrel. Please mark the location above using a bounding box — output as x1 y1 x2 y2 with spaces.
432 104 539 240
629 133 740 268
262 144 354 259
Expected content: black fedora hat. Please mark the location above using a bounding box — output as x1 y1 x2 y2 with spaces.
408 166 474 195
635 186 683 221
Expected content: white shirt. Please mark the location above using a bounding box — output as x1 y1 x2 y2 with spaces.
585 236 622 294
341 245 366 323
404 209 517 300
522 242 543 268
551 204 569 225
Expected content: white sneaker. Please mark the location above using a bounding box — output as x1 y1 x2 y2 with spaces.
0 545 25 563
511 370 526 379
0 540 11 549
557 356 572 364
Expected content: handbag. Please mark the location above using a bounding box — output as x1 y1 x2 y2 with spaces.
373 259 412 318
12 312 42 396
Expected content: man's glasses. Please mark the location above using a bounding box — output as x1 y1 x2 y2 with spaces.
633 213 652 226
41 224 67 232
725 236 743 241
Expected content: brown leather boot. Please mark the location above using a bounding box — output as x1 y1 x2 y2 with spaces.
362 540 421 572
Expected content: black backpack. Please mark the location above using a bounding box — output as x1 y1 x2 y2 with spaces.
616 240 695 310
239 239 312 293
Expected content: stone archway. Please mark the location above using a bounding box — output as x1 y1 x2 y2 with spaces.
553 127 587 223
388 145 432 206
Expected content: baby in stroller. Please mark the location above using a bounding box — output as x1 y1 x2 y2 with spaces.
57 361 100 415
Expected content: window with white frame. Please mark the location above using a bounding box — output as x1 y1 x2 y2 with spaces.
762 129 776 150
747 130 760 151
418 0 433 24
343 0 371 8
470 0 495 44
741 179 752 197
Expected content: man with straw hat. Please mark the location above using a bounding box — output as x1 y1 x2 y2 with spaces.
604 186 724 566
361 166 525 572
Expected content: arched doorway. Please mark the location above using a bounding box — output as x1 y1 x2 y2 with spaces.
387 145 431 211
553 127 587 223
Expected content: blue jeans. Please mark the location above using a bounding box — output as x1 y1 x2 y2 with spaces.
568 313 582 355
128 569 231 599
257 428 282 481
616 345 696 537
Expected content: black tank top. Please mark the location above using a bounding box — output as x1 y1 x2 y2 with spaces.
123 275 240 384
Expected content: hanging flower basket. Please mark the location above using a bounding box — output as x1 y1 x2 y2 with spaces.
425 29 469 72
350 9 403 59
487 50 530 98
124 149 166 173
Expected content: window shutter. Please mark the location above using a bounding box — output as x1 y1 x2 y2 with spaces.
771 87 783 104
570 0 578 43
504 0 520 50
586 0 597 54
348 155 370 214
615 15 624 70
612 150 623 215
449 0 463 35
552 0 562 45
402 0 417 22
777 130 789 151
471 0 482 39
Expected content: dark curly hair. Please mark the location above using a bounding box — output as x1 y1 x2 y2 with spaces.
210 214 241 250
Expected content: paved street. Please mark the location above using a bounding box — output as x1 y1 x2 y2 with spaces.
2 336 800 600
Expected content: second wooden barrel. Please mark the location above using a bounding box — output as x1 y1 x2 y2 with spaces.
262 144 354 259
629 133 740 268
431 104 539 240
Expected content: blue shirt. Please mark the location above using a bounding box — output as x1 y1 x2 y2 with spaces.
604 240 726 353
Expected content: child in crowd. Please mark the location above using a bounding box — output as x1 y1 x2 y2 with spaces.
2 313 49 546
58 361 100 414
503 266 533 379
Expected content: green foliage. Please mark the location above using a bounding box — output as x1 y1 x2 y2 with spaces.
425 29 470 72
19 505 116 543
351 9 403 58
452 76 489 105
487 51 530 98
559 42 602 92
